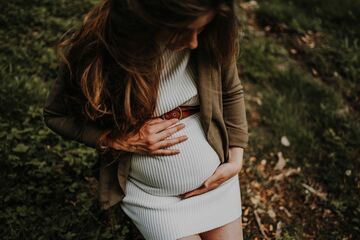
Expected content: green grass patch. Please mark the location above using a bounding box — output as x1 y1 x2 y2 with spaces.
255 0 360 112
239 24 360 236
0 0 142 239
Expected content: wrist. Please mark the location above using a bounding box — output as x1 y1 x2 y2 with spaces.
228 147 244 169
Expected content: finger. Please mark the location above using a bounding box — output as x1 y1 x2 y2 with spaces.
205 173 228 186
182 186 212 199
149 148 181 156
149 118 181 133
179 189 200 199
179 185 205 198
151 135 188 150
182 183 211 198
204 177 226 188
155 123 186 142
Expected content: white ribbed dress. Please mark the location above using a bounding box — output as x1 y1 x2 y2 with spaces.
120 47 242 239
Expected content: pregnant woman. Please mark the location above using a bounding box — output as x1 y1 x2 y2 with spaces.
43 0 249 239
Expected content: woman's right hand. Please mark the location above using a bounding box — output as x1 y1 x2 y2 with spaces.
107 118 188 155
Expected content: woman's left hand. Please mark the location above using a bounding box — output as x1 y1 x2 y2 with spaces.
179 147 244 199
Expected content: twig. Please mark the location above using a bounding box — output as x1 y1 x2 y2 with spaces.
269 167 301 181
279 206 292 218
302 183 327 200
275 221 282 239
254 210 271 240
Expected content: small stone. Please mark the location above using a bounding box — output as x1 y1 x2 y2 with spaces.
290 48 297 54
281 136 290 146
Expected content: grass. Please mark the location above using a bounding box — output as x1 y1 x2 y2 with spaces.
238 0 360 238
0 1 142 239
255 0 360 112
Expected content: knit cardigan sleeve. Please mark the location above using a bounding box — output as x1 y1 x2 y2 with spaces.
42 62 108 151
221 57 249 149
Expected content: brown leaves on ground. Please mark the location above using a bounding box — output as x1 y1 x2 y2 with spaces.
239 150 338 239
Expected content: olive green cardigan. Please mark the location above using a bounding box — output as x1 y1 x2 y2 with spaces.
43 46 249 210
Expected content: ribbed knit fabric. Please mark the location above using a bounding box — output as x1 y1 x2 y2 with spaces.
120 47 242 239
152 47 199 117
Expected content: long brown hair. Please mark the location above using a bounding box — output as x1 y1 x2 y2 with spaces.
55 0 241 141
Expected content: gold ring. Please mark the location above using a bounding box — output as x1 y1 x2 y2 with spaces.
176 107 183 120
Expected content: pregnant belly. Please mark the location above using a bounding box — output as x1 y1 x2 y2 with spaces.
128 113 221 196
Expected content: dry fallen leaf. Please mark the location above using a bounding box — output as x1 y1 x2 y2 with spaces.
249 156 257 162
250 195 261 206
274 151 286 170
240 0 259 10
244 207 250 216
261 159 267 166
251 180 261 190
267 208 277 220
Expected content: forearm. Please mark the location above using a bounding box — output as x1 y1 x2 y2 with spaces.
43 62 107 151
228 147 244 168
43 108 108 150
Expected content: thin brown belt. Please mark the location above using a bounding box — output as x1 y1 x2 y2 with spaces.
161 105 200 120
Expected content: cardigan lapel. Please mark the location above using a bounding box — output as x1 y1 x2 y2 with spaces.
194 47 213 139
